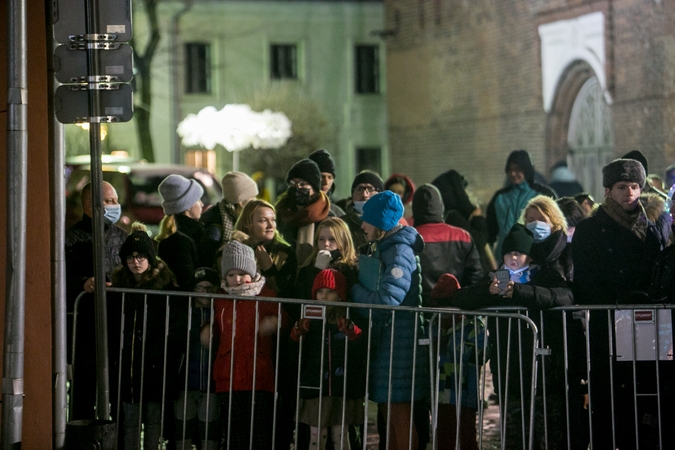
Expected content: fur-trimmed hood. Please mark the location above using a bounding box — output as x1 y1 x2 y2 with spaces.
111 259 177 290
641 192 666 224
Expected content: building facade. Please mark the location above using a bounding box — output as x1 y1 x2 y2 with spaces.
385 0 675 203
117 0 388 199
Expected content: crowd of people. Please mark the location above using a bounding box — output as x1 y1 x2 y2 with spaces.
65 147 675 450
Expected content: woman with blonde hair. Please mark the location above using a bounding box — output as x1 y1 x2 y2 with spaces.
520 195 569 278
294 217 359 301
233 199 297 299
155 174 206 289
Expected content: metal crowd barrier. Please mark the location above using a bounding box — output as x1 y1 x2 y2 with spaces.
67 288 675 450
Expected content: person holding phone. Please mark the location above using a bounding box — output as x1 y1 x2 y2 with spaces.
449 223 578 449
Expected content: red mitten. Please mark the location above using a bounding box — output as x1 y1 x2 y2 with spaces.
337 318 362 341
290 318 311 341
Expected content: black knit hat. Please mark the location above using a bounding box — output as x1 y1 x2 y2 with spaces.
187 267 221 291
351 170 384 193
119 229 156 266
622 150 648 175
308 149 336 177
602 158 646 189
286 159 322 193
501 224 533 257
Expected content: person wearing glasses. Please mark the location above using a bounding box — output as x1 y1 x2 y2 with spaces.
108 222 179 450
339 171 385 250
275 159 333 265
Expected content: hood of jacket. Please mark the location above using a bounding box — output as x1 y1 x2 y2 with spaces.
506 150 535 185
412 184 444 226
641 192 666 224
378 225 424 256
111 260 177 290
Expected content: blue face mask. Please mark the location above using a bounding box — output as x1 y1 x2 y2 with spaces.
526 220 551 243
353 201 366 214
103 204 122 225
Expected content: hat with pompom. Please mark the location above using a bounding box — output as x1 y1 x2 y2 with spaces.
312 269 347 302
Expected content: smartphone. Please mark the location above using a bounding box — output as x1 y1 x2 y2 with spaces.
495 269 510 295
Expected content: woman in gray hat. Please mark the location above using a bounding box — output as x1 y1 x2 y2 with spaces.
156 174 206 289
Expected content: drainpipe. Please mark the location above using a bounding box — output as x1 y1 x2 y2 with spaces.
47 0 67 445
2 0 28 447
170 0 193 164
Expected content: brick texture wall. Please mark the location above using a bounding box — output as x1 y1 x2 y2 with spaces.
386 0 675 205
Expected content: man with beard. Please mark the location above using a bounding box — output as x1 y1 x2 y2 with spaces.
275 158 332 265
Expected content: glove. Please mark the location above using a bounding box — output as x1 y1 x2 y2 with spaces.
337 318 361 341
290 318 311 341
315 250 332 270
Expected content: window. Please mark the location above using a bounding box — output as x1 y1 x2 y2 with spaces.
355 45 380 94
270 44 297 80
356 147 381 173
185 43 211 94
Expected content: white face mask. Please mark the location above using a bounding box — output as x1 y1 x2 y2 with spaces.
526 220 551 243
103 204 122 225
353 201 366 214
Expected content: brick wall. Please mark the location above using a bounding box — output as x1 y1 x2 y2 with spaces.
386 0 675 205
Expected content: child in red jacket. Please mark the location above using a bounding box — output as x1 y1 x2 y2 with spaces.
205 240 282 449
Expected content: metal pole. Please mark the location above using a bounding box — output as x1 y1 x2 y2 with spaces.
2 0 28 446
85 0 111 420
170 0 193 164
47 0 68 444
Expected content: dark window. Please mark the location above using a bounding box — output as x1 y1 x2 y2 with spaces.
185 43 211 94
356 147 381 173
270 44 297 79
355 45 380 94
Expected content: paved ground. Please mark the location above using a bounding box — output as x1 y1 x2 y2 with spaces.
364 368 502 449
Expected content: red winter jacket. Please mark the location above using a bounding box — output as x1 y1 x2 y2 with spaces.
212 284 281 393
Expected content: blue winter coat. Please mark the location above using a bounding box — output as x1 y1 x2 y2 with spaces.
351 226 429 403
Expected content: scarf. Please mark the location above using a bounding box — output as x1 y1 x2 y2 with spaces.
276 191 331 228
218 200 238 246
602 196 648 242
222 273 266 297
501 264 539 284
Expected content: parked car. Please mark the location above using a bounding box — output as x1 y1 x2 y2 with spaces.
65 156 222 234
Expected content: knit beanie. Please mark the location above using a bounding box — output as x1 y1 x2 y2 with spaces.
221 240 257 279
187 267 221 291
308 149 336 177
221 171 259 205
622 150 648 175
312 269 347 301
431 274 461 300
286 159 322 193
158 174 204 216
501 224 534 257
120 229 156 266
602 158 646 189
351 170 384 193
361 190 404 232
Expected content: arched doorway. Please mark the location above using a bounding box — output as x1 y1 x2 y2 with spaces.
567 77 614 200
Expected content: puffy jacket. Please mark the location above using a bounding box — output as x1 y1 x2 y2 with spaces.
351 226 429 403
212 284 279 393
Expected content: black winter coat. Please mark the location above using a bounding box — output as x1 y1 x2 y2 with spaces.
573 206 661 305
158 214 206 290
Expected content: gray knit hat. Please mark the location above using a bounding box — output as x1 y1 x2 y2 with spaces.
158 174 204 215
221 171 259 205
602 158 646 189
221 240 257 278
